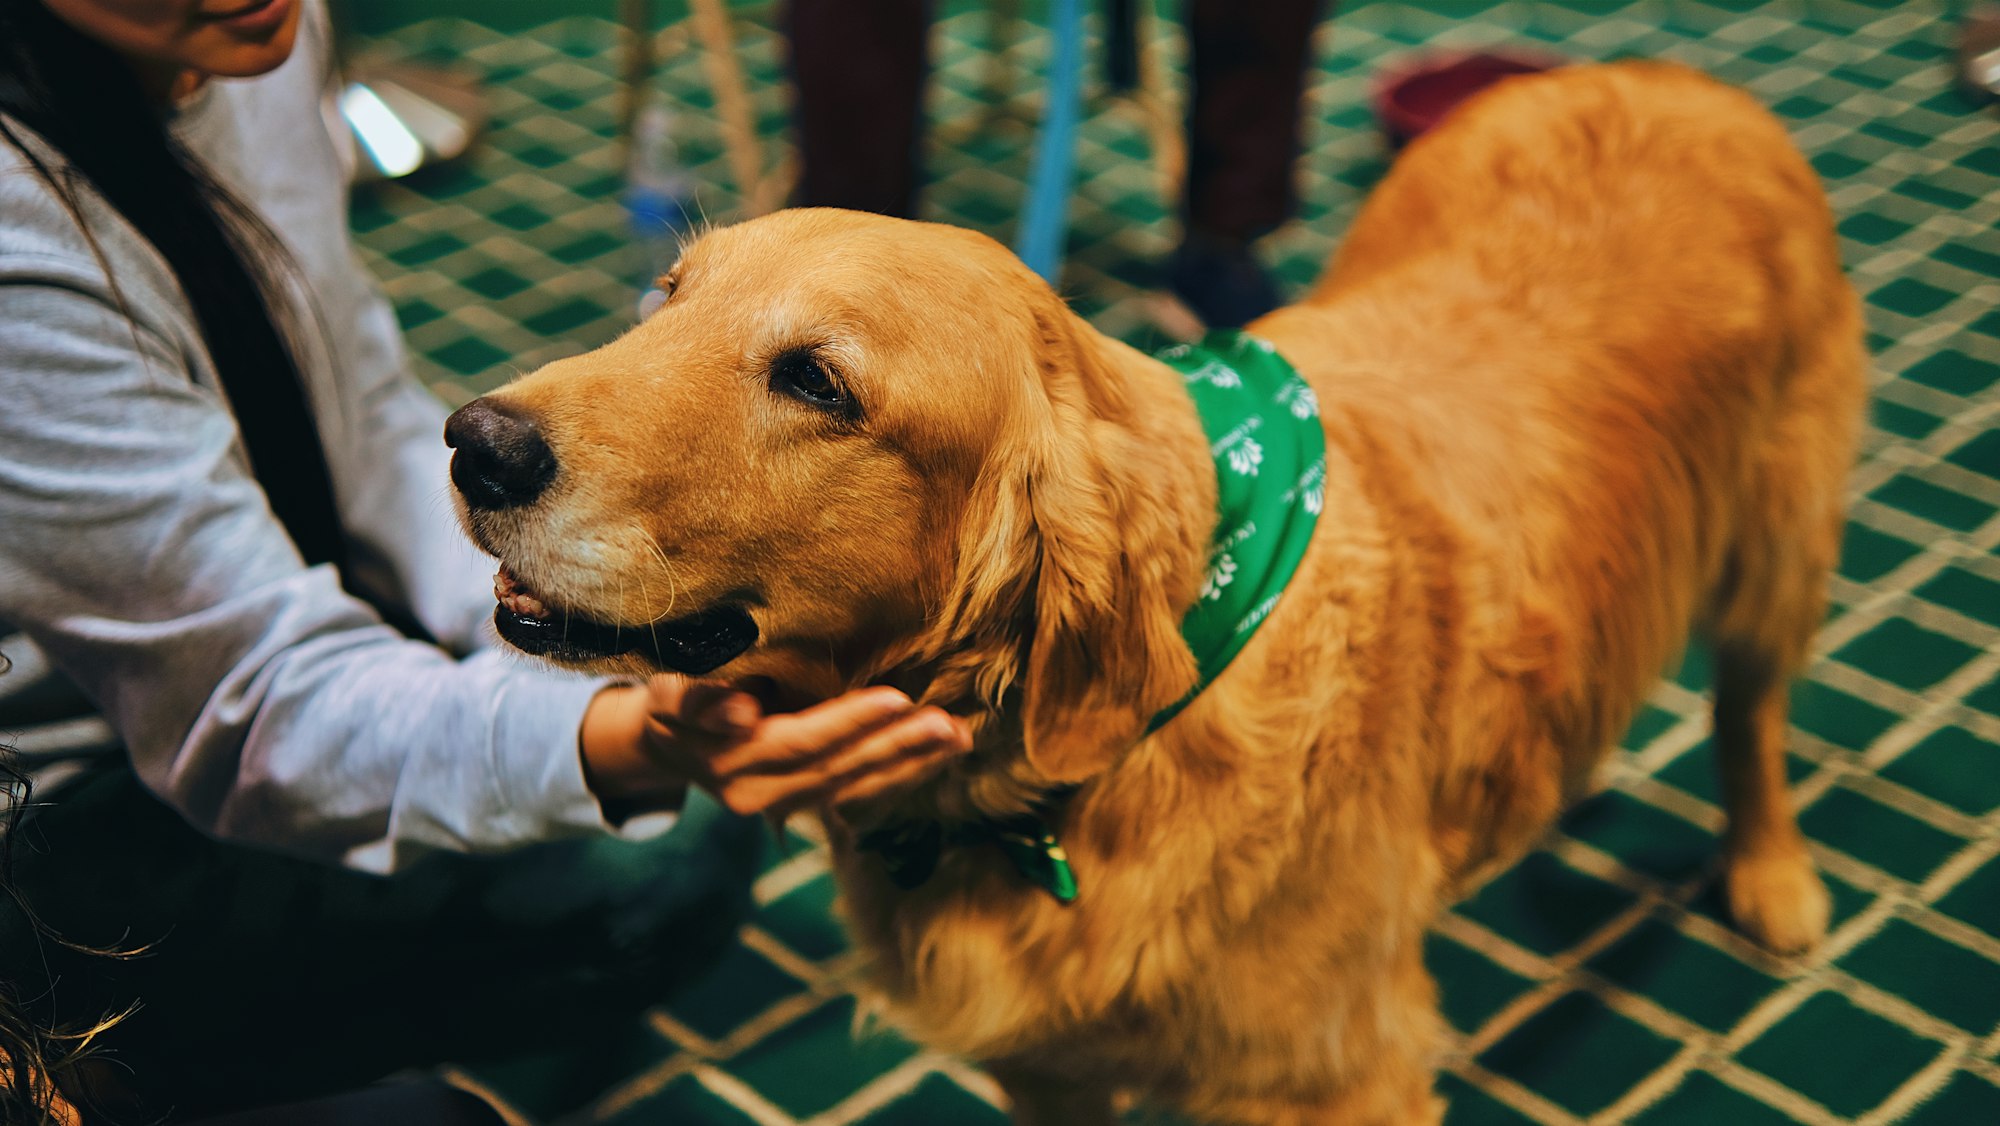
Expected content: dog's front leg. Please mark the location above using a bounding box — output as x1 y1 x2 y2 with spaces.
988 1061 1119 1126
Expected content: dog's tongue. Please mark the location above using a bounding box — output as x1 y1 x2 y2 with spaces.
493 566 552 621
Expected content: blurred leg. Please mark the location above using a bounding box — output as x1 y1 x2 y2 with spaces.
1174 0 1332 327
1183 0 1330 242
786 0 932 217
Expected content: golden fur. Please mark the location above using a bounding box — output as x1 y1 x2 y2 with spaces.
472 62 1865 1124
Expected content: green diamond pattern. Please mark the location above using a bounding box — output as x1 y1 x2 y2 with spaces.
660 943 803 1043
1902 349 1999 395
343 1 2000 1122
1736 992 1943 1119
727 998 920 1119
1477 992 1681 1118
1879 725 2000 815
1800 786 1966 884
1586 916 1784 1033
1837 917 2000 1034
1874 399 1944 440
1936 853 2000 937
1456 853 1635 960
862 1075 1012 1126
1788 678 1900 750
1870 278 1958 318
1832 616 1983 691
1630 1072 1798 1126
1914 565 2000 628
1837 520 1924 582
1868 473 1999 533
1426 933 1536 1035
1900 1073 2000 1125
602 1075 760 1126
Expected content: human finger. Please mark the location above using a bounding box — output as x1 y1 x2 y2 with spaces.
717 707 958 816
642 675 760 738
754 708 963 813
717 686 916 773
821 747 956 813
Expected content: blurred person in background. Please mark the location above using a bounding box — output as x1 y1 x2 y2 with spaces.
787 0 1332 328
0 0 971 1119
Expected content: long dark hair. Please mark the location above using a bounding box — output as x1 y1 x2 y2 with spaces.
0 0 350 572
0 652 135 1125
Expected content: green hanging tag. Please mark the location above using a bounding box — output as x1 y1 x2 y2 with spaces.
993 824 1079 904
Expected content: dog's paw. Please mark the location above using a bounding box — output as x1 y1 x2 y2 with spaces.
1724 843 1830 955
1409 1090 1447 1126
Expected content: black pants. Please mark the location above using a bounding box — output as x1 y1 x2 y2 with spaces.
2 763 762 1123
786 0 1332 241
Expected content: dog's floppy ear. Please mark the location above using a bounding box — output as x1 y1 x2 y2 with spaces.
939 304 1201 783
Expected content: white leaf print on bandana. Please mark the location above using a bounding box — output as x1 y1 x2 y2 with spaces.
1227 437 1264 476
1201 554 1238 601
1192 360 1242 389
1288 385 1320 419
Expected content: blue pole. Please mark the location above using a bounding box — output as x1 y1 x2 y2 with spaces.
1015 0 1084 284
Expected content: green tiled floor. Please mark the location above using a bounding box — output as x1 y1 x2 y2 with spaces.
347 1 2000 1122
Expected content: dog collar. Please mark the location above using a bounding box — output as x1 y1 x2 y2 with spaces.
858 793 1079 903
858 332 1323 904
1149 329 1327 730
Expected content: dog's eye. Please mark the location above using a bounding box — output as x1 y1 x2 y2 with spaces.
769 348 856 417
637 273 678 320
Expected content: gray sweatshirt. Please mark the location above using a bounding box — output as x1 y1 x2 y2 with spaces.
0 4 650 872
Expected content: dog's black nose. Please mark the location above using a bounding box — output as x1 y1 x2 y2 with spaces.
445 398 557 510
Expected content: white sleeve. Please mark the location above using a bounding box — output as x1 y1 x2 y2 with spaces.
0 251 659 873
330 282 504 655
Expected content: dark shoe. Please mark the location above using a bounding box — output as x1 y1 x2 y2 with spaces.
1167 235 1283 329
1959 4 2000 106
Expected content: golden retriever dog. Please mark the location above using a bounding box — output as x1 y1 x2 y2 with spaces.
449 61 1863 1125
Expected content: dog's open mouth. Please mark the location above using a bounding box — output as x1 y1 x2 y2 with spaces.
490 565 760 674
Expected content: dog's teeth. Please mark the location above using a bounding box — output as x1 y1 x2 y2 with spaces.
493 568 550 619
494 566 554 619
500 591 543 619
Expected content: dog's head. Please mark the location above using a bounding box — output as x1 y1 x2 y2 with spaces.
449 209 1201 787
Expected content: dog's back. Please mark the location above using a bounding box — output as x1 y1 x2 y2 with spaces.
1258 58 1864 929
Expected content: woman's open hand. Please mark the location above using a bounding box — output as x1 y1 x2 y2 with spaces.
580 677 972 818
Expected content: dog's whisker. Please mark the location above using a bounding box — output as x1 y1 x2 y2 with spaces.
634 526 685 622
633 554 665 659
618 571 629 653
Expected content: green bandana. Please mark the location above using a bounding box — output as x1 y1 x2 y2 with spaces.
1149 329 1328 729
860 330 1325 903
